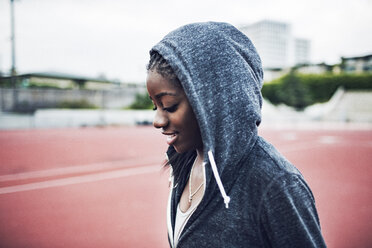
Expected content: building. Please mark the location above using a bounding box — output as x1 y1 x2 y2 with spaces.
240 20 311 71
341 54 372 73
295 63 334 74
294 38 311 65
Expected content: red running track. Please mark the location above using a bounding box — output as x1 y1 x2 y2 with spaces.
0 125 371 247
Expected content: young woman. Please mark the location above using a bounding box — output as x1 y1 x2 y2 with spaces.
146 22 326 248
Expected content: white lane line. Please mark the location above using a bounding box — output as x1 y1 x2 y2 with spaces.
279 142 320 153
0 156 161 182
279 136 346 153
281 132 298 141
318 135 339 144
0 164 160 195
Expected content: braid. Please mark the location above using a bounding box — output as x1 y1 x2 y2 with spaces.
147 51 191 183
147 51 180 86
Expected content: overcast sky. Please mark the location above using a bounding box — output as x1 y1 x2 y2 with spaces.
0 0 371 83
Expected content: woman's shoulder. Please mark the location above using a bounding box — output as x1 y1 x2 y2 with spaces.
240 136 305 189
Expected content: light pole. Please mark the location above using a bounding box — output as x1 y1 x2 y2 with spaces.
10 0 16 81
10 0 17 110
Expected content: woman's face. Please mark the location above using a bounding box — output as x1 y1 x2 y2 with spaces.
146 70 203 154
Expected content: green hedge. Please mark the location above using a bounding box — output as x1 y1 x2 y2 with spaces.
262 73 372 110
57 99 98 109
127 93 153 110
28 82 73 90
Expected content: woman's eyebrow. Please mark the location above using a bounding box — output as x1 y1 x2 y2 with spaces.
155 92 177 99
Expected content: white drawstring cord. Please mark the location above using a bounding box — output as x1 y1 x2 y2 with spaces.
208 150 231 208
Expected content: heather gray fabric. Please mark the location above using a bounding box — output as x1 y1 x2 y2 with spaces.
151 22 326 248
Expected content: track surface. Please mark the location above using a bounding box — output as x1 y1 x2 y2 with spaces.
0 126 371 247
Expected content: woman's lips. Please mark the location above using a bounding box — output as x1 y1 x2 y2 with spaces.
163 132 178 146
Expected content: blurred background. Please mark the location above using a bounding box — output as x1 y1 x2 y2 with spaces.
0 0 371 247
0 0 371 126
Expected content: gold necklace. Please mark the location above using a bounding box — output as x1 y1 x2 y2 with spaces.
189 158 204 203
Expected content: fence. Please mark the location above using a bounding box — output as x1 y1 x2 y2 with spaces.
0 87 146 112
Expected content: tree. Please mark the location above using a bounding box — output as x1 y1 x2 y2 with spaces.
128 93 153 109
277 71 312 110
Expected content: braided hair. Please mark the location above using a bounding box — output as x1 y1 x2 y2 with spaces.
147 51 196 185
147 51 181 87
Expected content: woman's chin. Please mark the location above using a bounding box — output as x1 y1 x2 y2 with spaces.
173 144 189 154
173 145 183 154
173 142 203 154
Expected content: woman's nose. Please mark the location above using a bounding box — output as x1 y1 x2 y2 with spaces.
153 110 168 129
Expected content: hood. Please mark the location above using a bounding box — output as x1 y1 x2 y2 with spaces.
151 22 263 208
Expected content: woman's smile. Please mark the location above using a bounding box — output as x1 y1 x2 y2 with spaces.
162 131 178 145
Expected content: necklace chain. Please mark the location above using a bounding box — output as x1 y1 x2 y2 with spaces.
189 157 204 203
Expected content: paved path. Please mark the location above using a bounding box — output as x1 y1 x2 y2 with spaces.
0 126 371 247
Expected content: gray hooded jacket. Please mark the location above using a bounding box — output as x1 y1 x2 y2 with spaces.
151 22 326 248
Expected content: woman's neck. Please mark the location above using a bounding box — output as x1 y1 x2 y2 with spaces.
196 149 204 164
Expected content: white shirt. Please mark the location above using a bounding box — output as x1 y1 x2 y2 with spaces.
174 202 199 247
173 162 206 247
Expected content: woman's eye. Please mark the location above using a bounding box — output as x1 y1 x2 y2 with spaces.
164 104 178 113
151 101 157 111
